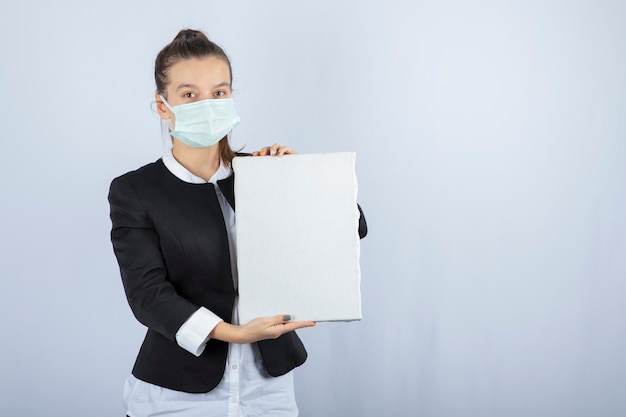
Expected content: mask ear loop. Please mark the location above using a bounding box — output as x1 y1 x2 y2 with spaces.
159 94 174 111
159 95 175 130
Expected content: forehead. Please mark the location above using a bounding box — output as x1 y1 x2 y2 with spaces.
167 56 231 88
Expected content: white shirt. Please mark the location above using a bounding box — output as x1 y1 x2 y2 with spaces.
123 150 297 417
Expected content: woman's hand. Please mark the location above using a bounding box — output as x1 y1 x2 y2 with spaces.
252 143 297 156
209 314 315 344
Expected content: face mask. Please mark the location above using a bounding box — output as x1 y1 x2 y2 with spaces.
159 95 240 148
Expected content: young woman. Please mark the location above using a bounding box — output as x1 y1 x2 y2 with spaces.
109 29 367 416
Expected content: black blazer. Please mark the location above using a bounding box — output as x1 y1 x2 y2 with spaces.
109 158 368 393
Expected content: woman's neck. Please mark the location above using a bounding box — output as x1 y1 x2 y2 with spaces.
171 141 221 182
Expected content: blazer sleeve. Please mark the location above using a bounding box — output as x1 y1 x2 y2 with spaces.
108 176 200 342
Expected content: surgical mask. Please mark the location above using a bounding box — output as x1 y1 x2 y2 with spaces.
159 95 240 148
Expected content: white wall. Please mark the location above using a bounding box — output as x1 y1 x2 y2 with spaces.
1 1 625 416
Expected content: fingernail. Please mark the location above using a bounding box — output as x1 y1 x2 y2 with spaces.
283 315 291 321
310 322 316 327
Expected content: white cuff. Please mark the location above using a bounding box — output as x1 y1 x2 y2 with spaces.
175 307 223 357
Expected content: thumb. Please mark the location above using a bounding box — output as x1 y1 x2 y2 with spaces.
277 314 292 323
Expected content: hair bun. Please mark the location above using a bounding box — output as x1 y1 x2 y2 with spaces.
182 30 198 40
172 29 203 43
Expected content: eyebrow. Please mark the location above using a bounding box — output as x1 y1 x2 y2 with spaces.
175 81 231 91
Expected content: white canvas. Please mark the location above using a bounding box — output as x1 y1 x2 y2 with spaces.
233 152 362 323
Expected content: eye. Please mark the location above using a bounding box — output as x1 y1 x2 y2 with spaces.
214 89 232 98
183 92 197 99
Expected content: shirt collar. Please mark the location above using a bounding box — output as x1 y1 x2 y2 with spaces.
162 149 231 185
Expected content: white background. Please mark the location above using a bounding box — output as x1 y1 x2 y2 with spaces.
1 1 625 416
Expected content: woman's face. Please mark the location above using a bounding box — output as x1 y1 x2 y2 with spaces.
156 56 232 123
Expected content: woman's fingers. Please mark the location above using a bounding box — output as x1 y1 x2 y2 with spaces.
253 144 297 156
276 146 296 156
269 143 281 155
278 320 317 333
240 314 315 342
268 314 316 335
271 314 315 328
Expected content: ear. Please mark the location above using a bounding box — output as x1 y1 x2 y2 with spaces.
155 93 171 120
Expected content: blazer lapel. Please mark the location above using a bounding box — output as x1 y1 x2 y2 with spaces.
217 173 236 211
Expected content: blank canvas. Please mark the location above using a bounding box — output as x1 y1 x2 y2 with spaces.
233 152 362 323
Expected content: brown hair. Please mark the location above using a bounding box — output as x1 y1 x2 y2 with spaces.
155 29 236 166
